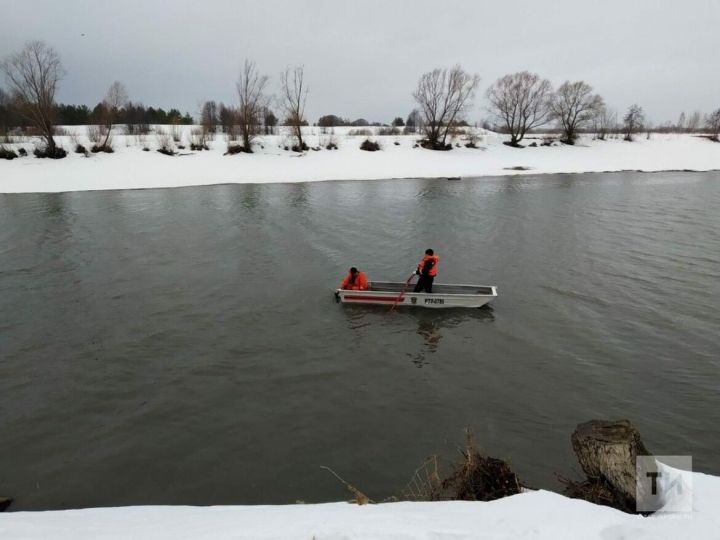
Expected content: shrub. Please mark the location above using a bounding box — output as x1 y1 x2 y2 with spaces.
155 130 174 155
91 144 114 153
87 125 103 145
18 148 27 156
142 147 150 152
225 143 249 155
75 143 87 154
420 140 452 151
378 126 400 136
33 145 67 158
326 142 338 150
0 146 18 160
291 142 309 152
360 139 380 151
394 141 400 146
190 128 210 151
170 124 182 143
349 128 372 136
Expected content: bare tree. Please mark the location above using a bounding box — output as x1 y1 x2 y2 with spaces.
1 40 65 157
686 110 702 133
486 71 552 146
412 65 480 149
706 109 720 141
549 80 604 144
96 80 128 150
593 106 617 141
200 100 218 134
237 60 269 152
622 104 645 141
676 111 686 133
280 66 308 151
404 108 422 134
0 86 11 137
263 106 277 135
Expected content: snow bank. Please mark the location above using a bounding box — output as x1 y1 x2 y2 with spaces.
2 471 719 540
0 127 718 194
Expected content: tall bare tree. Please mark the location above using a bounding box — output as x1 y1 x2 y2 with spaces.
623 104 645 141
706 108 720 141
549 81 604 144
412 65 480 149
1 40 64 157
97 80 128 150
280 66 308 151
486 71 552 146
236 60 269 151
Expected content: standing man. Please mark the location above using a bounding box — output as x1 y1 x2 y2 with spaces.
413 249 439 293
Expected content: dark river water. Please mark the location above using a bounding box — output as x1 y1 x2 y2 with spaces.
1 172 719 510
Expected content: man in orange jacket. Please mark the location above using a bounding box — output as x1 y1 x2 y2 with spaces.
340 267 370 290
413 248 439 293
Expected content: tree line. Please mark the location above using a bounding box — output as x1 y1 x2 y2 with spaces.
2 40 719 158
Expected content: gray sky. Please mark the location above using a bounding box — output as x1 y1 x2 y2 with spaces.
1 0 718 124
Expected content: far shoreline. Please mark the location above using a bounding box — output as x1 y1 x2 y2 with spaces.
1 128 719 194
1 168 718 196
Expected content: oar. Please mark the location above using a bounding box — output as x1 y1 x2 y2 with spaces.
389 272 416 312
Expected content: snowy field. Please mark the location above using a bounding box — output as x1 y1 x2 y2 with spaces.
0 126 719 193
1 471 719 539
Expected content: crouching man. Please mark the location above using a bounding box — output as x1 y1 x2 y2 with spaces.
340 267 370 290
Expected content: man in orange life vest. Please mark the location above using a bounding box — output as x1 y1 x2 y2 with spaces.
340 267 370 290
413 249 439 293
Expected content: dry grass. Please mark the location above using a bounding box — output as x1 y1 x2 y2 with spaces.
320 466 371 505
402 429 523 502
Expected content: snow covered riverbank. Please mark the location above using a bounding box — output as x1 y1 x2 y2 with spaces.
1 127 718 194
2 471 719 539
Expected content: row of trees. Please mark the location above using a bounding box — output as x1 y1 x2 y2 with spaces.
195 62 309 151
0 42 195 156
414 67 720 146
2 41 720 158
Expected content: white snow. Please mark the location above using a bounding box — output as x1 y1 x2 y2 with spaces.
1 471 719 540
0 126 718 193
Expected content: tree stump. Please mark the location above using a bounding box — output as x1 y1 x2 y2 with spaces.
570 419 649 512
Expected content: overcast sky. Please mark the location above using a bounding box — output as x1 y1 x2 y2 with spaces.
1 0 718 124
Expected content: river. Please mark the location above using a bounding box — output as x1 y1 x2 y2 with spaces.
1 171 718 509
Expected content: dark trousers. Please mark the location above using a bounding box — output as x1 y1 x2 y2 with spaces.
414 275 434 293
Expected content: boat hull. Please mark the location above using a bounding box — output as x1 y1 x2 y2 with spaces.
336 281 497 309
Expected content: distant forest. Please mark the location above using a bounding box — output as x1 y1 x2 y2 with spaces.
0 95 195 127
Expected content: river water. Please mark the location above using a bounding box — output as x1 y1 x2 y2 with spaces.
1 172 718 510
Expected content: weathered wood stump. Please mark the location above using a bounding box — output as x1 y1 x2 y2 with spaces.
0 496 12 512
570 419 649 512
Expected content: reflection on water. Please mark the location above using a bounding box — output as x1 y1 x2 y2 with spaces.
0 171 719 510
341 304 495 366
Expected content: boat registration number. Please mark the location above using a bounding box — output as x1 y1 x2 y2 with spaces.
424 298 445 305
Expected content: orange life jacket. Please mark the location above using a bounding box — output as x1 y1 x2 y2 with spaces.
340 271 369 290
417 254 439 277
